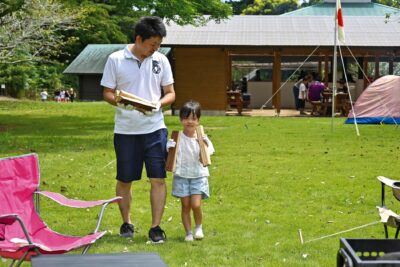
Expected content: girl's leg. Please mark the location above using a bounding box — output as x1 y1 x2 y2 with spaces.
181 196 192 232
191 195 204 239
191 194 203 226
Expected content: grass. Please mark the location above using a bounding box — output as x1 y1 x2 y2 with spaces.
0 100 399 266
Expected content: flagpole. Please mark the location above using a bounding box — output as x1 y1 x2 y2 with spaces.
332 2 338 132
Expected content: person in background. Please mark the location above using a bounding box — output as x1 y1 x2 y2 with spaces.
40 90 48 102
64 90 70 102
292 72 306 110
240 77 248 93
307 75 325 116
298 76 310 115
308 75 325 102
54 89 61 102
60 90 65 102
101 16 175 244
69 88 76 102
166 101 215 242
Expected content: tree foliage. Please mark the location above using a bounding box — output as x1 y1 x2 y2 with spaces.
140 0 232 26
0 0 24 17
241 0 298 15
0 0 78 64
227 0 255 15
300 0 323 8
375 0 400 8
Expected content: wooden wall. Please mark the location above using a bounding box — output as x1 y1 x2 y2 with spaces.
173 47 227 110
79 74 103 101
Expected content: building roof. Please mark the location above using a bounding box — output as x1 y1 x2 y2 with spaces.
283 2 400 16
64 44 171 74
162 15 400 47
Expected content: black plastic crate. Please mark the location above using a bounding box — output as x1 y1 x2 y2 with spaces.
338 238 400 266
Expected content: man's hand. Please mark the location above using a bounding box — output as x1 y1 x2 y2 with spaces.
152 101 161 112
142 101 161 116
117 103 134 110
117 100 161 115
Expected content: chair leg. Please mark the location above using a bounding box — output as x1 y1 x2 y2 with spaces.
8 259 16 267
82 244 91 254
384 225 389 238
15 250 30 267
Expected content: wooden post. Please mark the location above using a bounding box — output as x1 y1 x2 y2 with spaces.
324 54 329 86
363 56 369 89
374 54 380 80
165 131 181 172
389 54 394 75
196 126 211 167
272 50 281 114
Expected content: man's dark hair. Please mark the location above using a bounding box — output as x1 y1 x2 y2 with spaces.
134 16 167 41
179 101 201 120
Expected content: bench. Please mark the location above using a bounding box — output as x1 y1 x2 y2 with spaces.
227 91 243 115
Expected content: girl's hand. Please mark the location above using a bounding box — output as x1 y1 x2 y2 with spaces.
203 135 210 146
166 139 176 150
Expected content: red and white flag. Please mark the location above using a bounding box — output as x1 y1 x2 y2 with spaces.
337 0 345 43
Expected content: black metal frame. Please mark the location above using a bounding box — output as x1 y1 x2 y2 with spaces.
379 180 400 239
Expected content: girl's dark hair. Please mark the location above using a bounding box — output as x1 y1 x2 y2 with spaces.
134 16 167 41
179 100 201 120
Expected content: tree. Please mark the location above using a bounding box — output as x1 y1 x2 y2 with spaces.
226 0 255 15
300 0 323 8
375 0 400 8
142 0 232 26
0 0 78 64
0 0 24 17
242 0 298 15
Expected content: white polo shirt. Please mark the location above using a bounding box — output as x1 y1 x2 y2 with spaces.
101 45 174 134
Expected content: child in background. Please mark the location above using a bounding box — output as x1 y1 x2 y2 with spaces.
298 76 309 115
167 100 215 242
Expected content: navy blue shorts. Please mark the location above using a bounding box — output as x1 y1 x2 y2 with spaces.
114 128 168 182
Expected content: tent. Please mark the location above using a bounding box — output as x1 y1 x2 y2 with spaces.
345 75 400 124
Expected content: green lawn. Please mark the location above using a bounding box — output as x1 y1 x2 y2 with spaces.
0 100 399 266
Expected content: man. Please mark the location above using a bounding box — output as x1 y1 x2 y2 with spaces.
101 16 175 244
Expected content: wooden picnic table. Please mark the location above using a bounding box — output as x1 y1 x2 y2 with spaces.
320 92 350 116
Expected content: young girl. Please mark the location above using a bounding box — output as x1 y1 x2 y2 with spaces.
167 100 215 241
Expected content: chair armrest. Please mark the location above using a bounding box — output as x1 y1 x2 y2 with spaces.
0 214 19 225
0 214 33 244
35 191 122 208
0 214 17 240
35 191 122 239
377 176 400 188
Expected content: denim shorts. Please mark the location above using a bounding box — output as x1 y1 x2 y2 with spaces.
172 175 210 199
114 128 168 182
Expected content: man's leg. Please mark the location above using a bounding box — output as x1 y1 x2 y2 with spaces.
149 178 166 227
145 129 168 243
116 180 132 224
114 133 142 238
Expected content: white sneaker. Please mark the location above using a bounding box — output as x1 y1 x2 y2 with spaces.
194 227 204 240
185 234 194 242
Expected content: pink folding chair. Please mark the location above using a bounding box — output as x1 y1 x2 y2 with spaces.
0 153 121 267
